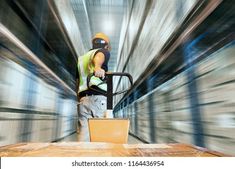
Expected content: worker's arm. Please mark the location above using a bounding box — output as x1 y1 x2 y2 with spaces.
93 52 105 78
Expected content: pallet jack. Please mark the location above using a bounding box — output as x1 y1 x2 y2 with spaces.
0 74 227 157
87 72 133 144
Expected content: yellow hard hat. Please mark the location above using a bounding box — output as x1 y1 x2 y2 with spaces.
93 32 110 44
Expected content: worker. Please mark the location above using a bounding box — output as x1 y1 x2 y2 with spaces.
76 32 111 142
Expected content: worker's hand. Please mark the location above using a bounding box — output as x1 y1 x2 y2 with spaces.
94 67 105 79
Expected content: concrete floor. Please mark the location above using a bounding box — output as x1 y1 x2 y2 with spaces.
59 132 144 144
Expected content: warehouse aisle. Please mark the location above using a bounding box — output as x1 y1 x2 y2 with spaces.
0 0 235 157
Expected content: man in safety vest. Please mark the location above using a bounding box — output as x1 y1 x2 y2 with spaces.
76 32 111 141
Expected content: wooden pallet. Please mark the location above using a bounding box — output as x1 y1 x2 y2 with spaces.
0 143 228 157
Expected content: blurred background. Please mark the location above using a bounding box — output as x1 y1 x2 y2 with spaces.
0 0 235 155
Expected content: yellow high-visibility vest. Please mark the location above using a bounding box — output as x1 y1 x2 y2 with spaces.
77 49 107 93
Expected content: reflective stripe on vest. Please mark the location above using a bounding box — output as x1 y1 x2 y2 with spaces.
77 49 107 92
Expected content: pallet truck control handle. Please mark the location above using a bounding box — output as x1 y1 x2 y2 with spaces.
87 72 133 96
87 72 133 110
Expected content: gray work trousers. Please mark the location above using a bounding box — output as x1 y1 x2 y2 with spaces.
77 95 107 142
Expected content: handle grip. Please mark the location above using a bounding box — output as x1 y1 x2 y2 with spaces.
86 73 107 95
87 72 133 96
